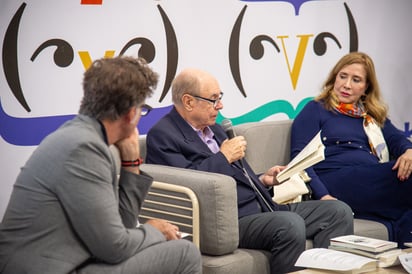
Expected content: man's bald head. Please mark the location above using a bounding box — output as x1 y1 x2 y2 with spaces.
171 68 218 106
170 68 222 130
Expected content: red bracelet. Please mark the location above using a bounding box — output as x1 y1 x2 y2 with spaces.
121 157 144 167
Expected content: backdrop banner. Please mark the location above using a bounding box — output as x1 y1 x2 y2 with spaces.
1 0 411 218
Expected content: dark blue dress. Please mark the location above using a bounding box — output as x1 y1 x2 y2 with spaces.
291 100 412 246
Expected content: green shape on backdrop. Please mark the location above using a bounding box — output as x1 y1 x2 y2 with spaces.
216 97 313 125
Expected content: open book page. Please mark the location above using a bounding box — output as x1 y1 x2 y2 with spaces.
276 131 325 183
329 246 404 268
295 248 377 273
329 245 403 259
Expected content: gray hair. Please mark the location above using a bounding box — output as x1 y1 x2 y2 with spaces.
171 70 200 106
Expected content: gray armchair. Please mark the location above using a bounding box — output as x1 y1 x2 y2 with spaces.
114 120 388 274
140 164 271 274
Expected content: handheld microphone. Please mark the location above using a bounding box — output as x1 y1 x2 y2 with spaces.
221 119 244 168
221 119 236 139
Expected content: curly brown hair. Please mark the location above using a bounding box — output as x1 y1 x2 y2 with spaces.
79 56 158 121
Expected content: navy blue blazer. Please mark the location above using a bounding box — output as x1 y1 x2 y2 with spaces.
146 108 286 218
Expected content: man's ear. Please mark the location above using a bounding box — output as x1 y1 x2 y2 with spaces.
124 106 138 124
182 94 194 111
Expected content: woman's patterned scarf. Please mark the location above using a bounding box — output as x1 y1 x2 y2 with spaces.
334 102 389 163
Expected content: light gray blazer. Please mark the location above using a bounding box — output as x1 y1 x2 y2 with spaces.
0 115 165 274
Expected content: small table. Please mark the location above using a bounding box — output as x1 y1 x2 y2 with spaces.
289 265 407 273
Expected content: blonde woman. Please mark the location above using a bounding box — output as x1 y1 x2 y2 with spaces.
291 52 412 247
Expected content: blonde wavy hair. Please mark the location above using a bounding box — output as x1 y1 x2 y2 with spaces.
315 52 388 126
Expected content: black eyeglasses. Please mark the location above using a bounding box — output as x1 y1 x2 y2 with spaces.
192 92 224 108
140 104 152 116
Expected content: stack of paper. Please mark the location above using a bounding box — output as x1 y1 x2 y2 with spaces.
330 235 398 253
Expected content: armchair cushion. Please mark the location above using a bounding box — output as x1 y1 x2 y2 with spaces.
234 120 292 174
202 249 270 274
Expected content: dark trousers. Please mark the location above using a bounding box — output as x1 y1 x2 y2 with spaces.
238 200 354 274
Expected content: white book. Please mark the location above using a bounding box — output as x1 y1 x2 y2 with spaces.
276 131 325 183
330 235 398 253
329 245 404 268
295 248 377 274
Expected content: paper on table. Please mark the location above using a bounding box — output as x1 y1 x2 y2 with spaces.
399 252 412 274
180 232 190 238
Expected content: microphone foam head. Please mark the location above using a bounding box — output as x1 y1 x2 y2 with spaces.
221 119 233 131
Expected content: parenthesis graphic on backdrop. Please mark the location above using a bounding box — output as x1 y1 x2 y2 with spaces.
156 4 178 103
3 3 76 111
229 5 248 98
2 3 31 112
344 2 359 52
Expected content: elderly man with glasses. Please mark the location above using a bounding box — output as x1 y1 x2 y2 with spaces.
146 68 354 274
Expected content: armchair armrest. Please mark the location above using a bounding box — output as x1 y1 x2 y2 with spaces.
140 164 239 256
139 181 200 248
